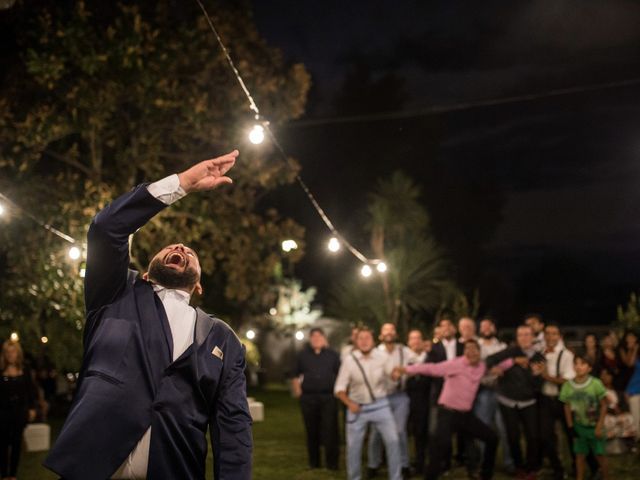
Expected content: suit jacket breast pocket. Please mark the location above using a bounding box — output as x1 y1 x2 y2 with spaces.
86 317 134 379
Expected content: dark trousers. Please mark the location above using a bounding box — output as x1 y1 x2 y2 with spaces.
499 402 538 472
412 414 429 474
300 393 339 469
538 395 565 478
425 407 497 480
408 394 429 473
0 419 26 477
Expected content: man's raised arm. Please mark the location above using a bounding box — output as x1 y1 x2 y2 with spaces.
84 150 238 317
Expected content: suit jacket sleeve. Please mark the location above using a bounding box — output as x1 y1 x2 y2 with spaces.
84 184 167 328
486 345 521 368
210 332 253 480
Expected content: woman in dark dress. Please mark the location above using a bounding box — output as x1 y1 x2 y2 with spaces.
616 330 639 391
0 340 37 480
583 332 602 377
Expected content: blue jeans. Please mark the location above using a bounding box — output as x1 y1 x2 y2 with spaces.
367 392 410 469
346 398 401 480
473 388 513 469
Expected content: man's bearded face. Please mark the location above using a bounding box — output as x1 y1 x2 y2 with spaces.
147 244 201 292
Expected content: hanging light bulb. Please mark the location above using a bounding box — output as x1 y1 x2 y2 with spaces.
328 237 340 253
10 332 19 342
376 262 387 273
41 336 49 344
68 246 81 260
281 239 298 252
246 329 256 340
361 264 373 278
248 125 265 144
295 330 305 341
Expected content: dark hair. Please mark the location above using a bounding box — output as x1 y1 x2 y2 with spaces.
574 352 593 367
464 338 480 348
600 367 615 378
524 313 544 324
479 315 497 326
544 322 562 333
357 327 374 338
309 327 325 337
437 317 454 328
582 331 600 350
620 329 639 347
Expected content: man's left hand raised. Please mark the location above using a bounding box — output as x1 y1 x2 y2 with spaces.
178 150 238 193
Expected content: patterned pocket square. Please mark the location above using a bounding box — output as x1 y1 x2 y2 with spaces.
212 346 224 360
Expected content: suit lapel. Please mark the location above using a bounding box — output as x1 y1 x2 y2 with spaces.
194 307 215 347
133 279 173 391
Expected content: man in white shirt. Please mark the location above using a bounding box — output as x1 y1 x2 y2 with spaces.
335 328 402 480
539 323 575 480
45 151 252 480
367 323 415 478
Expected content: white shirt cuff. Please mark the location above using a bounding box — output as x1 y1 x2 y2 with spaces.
146 174 187 205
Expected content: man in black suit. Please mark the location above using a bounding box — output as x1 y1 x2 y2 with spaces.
426 316 464 473
45 150 252 480
405 329 430 475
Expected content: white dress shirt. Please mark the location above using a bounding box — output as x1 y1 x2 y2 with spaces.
441 338 458 360
376 343 416 394
112 175 194 480
334 349 392 404
542 341 575 397
479 337 506 360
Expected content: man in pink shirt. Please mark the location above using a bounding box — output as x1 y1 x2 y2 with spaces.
393 339 498 480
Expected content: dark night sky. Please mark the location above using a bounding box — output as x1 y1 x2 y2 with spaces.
249 0 640 325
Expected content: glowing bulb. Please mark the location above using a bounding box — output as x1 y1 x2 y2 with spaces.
68 246 81 260
10 332 19 342
79 268 86 278
41 336 48 344
361 264 373 277
376 262 387 273
281 239 298 252
295 330 305 341
269 308 277 316
249 125 265 144
246 329 256 340
0 203 5 216
328 237 340 252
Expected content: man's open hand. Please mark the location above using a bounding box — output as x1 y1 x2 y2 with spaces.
178 150 238 193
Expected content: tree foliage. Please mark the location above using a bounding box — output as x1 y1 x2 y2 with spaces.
617 292 640 331
0 0 310 369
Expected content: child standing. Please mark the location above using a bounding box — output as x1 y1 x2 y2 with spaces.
559 354 609 480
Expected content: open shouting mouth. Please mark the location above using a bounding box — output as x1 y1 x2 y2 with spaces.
164 251 187 269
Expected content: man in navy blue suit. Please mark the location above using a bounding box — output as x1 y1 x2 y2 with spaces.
44 150 252 480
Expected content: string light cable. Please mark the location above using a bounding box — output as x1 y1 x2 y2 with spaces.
194 0 377 268
0 191 77 244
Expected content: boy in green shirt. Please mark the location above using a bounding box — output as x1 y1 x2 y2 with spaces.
559 354 609 480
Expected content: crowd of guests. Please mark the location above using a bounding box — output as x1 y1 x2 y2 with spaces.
291 315 640 480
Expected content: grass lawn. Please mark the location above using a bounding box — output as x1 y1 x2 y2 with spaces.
18 386 640 479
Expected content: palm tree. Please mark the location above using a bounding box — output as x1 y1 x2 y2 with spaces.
328 171 453 336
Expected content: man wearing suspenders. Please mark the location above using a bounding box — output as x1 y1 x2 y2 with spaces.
539 323 576 479
335 328 402 480
367 323 416 478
